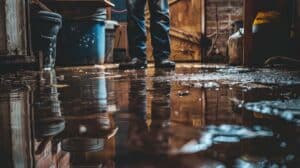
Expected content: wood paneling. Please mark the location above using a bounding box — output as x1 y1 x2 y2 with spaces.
0 0 33 64
170 0 201 36
243 0 257 66
0 0 28 56
146 0 203 62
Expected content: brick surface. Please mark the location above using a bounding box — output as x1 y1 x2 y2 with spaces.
206 0 243 58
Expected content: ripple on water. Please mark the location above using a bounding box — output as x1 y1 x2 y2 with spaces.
244 99 300 125
174 125 273 154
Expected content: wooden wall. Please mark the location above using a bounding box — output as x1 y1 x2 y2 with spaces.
146 0 203 62
0 0 33 64
243 0 256 65
0 0 30 61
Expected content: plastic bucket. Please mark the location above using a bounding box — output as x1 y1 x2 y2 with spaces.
57 8 106 66
31 11 62 69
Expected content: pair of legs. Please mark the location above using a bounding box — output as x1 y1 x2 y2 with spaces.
120 0 175 69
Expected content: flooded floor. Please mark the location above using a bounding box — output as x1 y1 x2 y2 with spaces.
0 64 300 168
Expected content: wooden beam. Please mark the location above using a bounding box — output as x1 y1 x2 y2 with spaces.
0 0 34 64
243 0 257 66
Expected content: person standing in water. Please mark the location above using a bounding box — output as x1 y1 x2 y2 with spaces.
120 0 176 69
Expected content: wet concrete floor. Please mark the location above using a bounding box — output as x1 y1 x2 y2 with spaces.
0 64 300 168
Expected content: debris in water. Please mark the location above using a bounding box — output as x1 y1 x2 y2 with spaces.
175 67 300 87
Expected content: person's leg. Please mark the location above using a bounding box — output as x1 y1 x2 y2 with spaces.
148 0 170 60
128 0 149 58
127 0 147 60
148 0 175 68
120 0 148 69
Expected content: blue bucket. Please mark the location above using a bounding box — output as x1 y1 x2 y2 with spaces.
57 8 106 66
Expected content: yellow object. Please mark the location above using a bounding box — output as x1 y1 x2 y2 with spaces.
253 11 281 25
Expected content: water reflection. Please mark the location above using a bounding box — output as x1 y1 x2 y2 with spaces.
60 69 108 115
0 65 299 167
33 69 117 167
58 112 117 167
0 87 33 168
244 98 300 125
147 69 174 156
178 125 273 154
33 70 66 167
128 69 172 152
34 70 65 138
171 82 206 127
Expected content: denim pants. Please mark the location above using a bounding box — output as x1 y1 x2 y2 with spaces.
127 0 171 61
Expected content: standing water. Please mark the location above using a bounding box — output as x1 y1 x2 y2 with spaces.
0 64 299 167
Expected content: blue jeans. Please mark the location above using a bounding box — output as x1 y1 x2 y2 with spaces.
127 0 171 61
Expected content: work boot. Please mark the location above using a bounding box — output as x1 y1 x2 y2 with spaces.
155 59 176 69
119 57 147 70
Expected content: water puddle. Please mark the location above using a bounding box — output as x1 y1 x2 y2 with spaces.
0 64 299 167
177 125 273 154
244 99 300 125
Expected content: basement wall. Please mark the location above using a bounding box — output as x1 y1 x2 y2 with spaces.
205 0 244 57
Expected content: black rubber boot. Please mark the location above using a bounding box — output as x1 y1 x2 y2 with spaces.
155 59 176 69
119 58 148 70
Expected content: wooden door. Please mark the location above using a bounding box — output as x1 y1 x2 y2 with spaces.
146 0 203 62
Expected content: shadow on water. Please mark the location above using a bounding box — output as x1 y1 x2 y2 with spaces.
0 65 299 167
